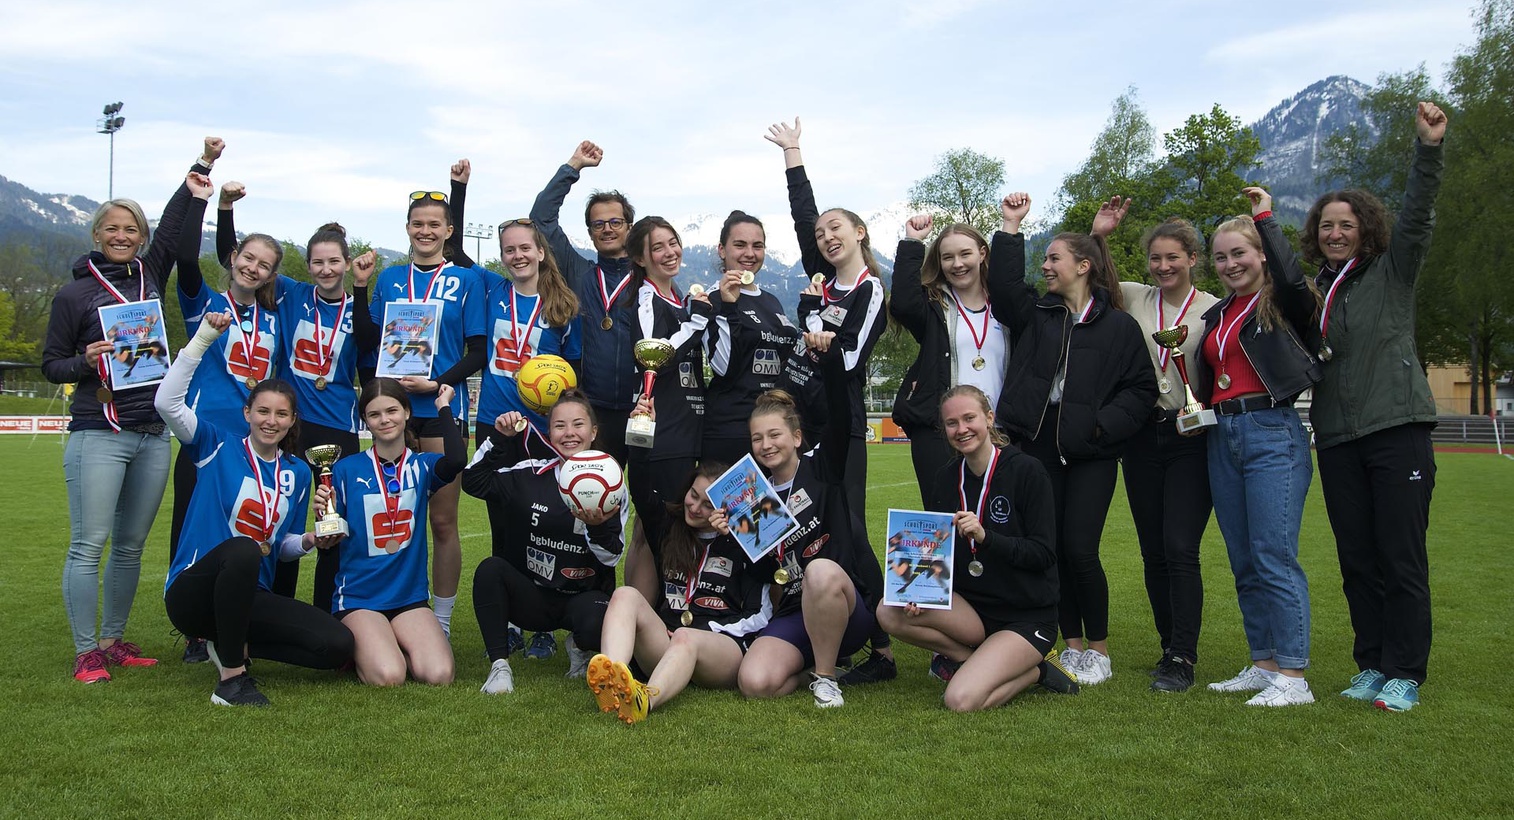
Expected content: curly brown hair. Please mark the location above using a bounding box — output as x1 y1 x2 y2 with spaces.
1300 190 1391 268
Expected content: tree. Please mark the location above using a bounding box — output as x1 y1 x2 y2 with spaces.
1317 66 1447 211
1054 88 1158 280
1154 105 1262 238
0 291 39 361
907 148 1005 239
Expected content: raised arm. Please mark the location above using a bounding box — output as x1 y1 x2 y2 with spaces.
174 173 216 300
446 159 476 269
1387 101 1448 286
350 250 381 354
1246 186 1320 340
155 311 231 442
432 385 468 484
215 176 245 268
766 119 828 277
987 193 1036 338
528 141 601 287
143 139 219 286
887 216 933 341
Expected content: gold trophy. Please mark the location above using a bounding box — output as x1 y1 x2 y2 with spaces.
625 338 676 448
1151 326 1217 434
305 444 351 538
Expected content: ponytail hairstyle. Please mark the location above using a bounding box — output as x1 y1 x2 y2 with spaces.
1050 232 1124 311
245 378 302 459
233 234 284 310
751 388 803 433
1212 216 1322 332
919 223 991 306
939 384 1010 448
658 461 730 580
501 221 579 326
717 210 766 275
306 222 351 262
820 208 887 284
625 216 682 305
358 378 420 452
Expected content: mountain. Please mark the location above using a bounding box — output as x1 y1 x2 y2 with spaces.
1248 75 1373 221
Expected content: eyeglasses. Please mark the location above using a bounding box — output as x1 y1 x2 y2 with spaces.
381 462 401 495
588 218 627 231
498 218 533 231
409 191 447 203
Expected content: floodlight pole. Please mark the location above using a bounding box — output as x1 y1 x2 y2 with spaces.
97 102 126 200
464 222 494 263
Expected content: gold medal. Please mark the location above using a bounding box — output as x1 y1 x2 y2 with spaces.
245 377 259 390
689 284 705 298
1318 341 1333 362
513 418 528 432
774 567 791 585
968 560 984 577
95 387 113 403
680 610 694 627
971 356 986 371
258 541 272 556
1217 373 1232 390
315 376 328 390
739 271 755 286
810 274 825 287
1158 377 1172 394
384 539 402 554
601 317 614 331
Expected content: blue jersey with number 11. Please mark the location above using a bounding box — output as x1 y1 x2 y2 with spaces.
329 449 446 613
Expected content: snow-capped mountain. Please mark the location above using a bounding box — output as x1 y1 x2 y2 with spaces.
1249 75 1373 220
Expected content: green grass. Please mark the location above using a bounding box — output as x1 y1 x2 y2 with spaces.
3 437 1511 818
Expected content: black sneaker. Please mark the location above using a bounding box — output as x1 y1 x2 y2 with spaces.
1037 651 1080 695
838 651 897 685
211 673 270 707
182 638 209 664
1150 654 1195 693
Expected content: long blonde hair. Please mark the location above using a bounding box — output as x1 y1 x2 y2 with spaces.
920 224 990 306
1212 216 1321 331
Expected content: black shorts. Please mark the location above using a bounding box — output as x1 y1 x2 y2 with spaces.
979 616 1057 656
409 414 464 441
334 600 430 622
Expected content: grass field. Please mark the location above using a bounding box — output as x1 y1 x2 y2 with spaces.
3 436 1510 818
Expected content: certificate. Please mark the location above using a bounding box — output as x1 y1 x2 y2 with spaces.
376 301 441 379
706 454 801 562
97 299 172 389
883 509 955 610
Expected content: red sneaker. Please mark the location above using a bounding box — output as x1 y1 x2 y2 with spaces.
104 641 159 668
73 649 111 683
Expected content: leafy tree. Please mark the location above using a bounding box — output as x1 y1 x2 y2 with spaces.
1154 104 1262 240
1316 66 1446 211
907 148 1006 239
0 291 39 361
1054 87 1158 280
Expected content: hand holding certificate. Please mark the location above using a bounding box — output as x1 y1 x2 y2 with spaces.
883 509 955 610
377 301 441 379
704 455 800 562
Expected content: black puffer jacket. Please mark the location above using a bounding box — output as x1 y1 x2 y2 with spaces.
987 231 1156 461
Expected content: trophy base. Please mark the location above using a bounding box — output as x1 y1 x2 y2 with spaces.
314 517 350 538
1176 408 1217 434
625 417 656 449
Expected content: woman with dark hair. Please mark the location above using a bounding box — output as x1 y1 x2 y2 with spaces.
369 182 488 638
877 385 1079 710
42 138 218 682
585 460 772 724
890 214 1011 496
1196 190 1323 707
1301 102 1447 712
321 378 464 687
700 210 804 466
1092 203 1220 693
988 193 1157 686
463 391 627 695
155 311 354 706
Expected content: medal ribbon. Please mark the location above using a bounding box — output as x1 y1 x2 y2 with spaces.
370 449 409 535
224 292 262 384
509 290 543 360
1216 292 1262 372
1073 297 1096 325
1156 287 1197 371
242 438 278 545
312 291 349 378
95 357 121 432
823 268 871 307
1318 257 1357 338
951 291 992 360
649 280 683 309
597 265 633 315
88 259 147 433
407 262 448 303
957 446 1001 559
684 542 713 613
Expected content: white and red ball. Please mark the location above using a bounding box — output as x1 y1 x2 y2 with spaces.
556 450 626 517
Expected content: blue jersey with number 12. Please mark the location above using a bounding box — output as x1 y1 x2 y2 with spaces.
370 262 485 420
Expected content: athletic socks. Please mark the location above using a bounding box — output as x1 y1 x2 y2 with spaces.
433 595 456 638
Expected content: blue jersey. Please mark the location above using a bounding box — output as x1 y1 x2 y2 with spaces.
165 420 312 594
180 285 283 431
370 262 486 420
276 280 360 433
329 448 446 613
477 274 581 430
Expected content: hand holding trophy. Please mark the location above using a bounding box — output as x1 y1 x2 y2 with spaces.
306 445 351 537
625 338 676 447
1150 326 1216 435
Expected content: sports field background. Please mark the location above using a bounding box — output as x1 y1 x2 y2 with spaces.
3 436 1510 817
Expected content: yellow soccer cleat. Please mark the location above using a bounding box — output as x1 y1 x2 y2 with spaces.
617 678 658 725
585 654 622 713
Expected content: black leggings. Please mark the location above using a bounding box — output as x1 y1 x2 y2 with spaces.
295 421 361 609
906 426 955 503
590 405 631 467
163 537 354 669
841 434 890 650
1022 434 1117 643
472 556 609 662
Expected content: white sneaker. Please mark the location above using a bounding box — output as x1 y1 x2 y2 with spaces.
1060 647 1085 676
1074 649 1112 685
810 674 845 708
1208 665 1274 692
564 635 592 679
1245 676 1314 707
481 658 514 694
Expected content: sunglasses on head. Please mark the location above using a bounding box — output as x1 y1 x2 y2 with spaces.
498 218 533 231
409 191 447 203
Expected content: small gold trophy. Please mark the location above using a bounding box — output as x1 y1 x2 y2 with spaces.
305 444 351 538
625 338 676 448
1151 326 1217 434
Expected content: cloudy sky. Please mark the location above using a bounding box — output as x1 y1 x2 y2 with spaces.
0 0 1478 261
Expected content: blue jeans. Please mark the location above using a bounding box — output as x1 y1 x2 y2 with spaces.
1207 407 1312 670
63 428 171 654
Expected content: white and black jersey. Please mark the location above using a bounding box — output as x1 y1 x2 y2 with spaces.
703 289 801 437
461 438 627 595
632 282 712 462
643 504 772 637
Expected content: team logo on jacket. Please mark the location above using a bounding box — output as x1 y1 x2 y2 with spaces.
753 348 780 376
821 305 847 326
561 566 596 580
679 362 696 388
802 534 829 558
705 556 734 578
989 496 1011 524
527 546 556 579
693 596 727 610
787 488 813 516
